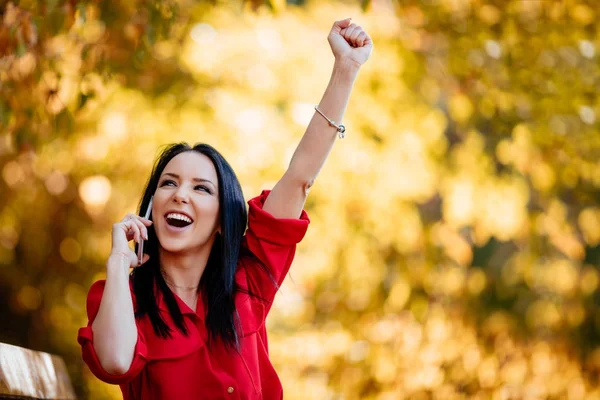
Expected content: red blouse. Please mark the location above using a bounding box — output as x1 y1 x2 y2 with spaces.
78 190 310 399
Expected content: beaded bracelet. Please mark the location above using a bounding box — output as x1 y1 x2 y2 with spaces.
314 105 346 139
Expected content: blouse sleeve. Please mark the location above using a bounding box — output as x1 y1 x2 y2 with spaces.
77 280 148 385
241 190 310 309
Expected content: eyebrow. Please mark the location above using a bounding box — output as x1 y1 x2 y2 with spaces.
161 172 217 188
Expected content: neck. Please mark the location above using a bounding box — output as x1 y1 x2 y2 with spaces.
158 244 212 290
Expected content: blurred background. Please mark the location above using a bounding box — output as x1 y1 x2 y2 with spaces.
1 0 599 398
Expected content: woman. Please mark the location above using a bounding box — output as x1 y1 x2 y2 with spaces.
78 18 372 399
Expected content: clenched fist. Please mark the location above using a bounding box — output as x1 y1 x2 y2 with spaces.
328 18 373 68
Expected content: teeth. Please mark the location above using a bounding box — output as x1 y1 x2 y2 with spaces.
166 213 192 223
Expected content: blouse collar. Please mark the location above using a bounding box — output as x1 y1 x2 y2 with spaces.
154 281 205 318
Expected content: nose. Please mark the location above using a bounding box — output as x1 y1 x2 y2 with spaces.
172 186 190 204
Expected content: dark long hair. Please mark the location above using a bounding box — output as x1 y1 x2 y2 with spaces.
131 142 256 350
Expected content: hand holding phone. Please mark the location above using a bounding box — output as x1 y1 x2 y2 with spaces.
137 196 153 266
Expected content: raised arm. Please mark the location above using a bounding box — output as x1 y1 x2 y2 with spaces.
263 18 373 219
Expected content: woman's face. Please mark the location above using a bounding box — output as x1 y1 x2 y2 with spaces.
152 151 220 255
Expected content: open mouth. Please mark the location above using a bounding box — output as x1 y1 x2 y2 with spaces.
165 212 193 228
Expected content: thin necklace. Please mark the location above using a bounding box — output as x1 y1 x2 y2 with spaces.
160 269 199 291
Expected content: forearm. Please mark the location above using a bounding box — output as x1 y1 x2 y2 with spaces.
91 254 138 374
287 60 360 184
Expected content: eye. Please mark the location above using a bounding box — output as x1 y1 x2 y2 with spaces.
159 179 176 187
196 185 212 194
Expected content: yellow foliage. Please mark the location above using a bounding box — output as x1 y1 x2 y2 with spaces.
1 1 599 399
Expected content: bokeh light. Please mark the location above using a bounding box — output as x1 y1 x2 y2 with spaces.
1 0 599 399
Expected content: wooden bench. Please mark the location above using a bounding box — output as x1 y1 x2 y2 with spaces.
0 342 75 399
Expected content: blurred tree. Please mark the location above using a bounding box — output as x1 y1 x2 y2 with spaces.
1 0 599 399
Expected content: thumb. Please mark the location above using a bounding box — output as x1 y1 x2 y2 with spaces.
334 18 352 30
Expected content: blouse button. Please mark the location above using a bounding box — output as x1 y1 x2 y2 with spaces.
227 386 234 394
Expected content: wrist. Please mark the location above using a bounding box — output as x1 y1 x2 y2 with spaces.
107 252 131 273
333 58 361 77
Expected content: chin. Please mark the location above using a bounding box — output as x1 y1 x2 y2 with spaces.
158 236 212 255
158 238 192 252
159 243 186 254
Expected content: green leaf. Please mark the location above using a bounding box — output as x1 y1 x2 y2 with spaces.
16 41 27 57
47 8 66 35
46 0 59 13
145 25 156 46
0 100 12 127
55 109 74 134
78 93 93 110
77 2 87 22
